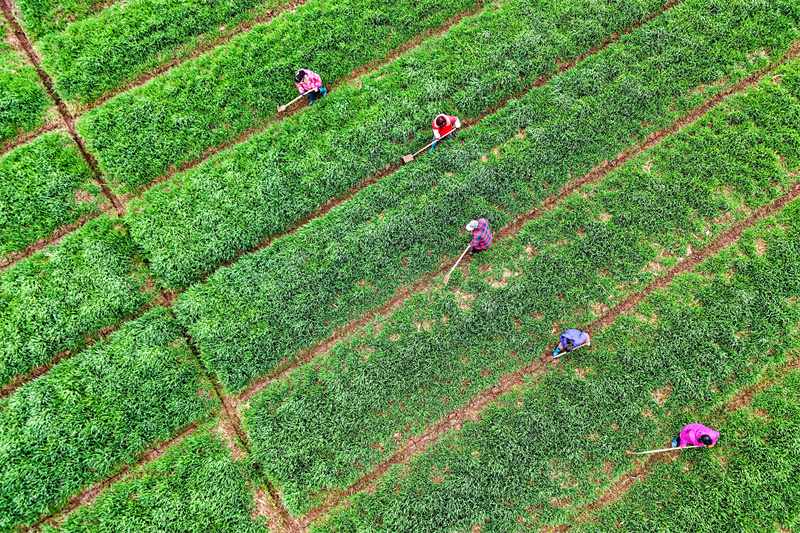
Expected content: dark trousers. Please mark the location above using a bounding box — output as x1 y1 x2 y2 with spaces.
470 246 487 255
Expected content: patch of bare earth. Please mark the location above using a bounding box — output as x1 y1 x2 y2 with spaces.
651 384 671 406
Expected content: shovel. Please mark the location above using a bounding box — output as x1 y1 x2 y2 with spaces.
443 244 471 286
401 128 460 164
277 91 312 113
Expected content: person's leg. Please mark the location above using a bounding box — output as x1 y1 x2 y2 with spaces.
430 139 438 152
671 435 680 448
307 91 315 105
321 87 327 97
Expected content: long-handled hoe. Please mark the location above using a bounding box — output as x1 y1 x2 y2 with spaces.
401 128 460 164
627 446 704 455
443 244 471 286
277 91 313 113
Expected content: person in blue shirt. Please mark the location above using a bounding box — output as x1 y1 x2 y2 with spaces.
553 329 590 358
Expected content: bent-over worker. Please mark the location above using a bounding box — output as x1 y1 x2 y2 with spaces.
295 69 326 106
672 423 719 448
466 219 492 256
553 329 590 358
431 114 461 151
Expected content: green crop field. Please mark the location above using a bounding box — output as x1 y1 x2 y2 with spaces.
1 0 799 531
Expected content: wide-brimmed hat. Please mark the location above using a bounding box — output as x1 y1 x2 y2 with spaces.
465 220 479 231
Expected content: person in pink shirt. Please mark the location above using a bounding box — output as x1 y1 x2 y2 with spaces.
671 423 719 448
295 69 327 106
430 114 461 151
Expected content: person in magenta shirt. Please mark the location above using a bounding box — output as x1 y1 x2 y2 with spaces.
295 69 326 106
553 329 590 358
671 423 719 448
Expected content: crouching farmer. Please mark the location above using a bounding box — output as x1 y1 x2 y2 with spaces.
295 69 326 105
553 329 590 358
466 219 492 256
431 114 461 151
672 423 719 448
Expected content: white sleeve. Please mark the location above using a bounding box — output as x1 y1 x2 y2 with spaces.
433 129 441 139
454 118 461 128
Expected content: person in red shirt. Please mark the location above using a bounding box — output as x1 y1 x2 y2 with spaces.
430 114 461 151
466 219 492 256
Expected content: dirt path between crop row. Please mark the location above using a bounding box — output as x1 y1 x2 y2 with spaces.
293 183 800 531
0 119 61 157
0 0 124 214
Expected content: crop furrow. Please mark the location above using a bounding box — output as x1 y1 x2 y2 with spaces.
27 421 204 533
297 183 800 530
0 119 60 157
0 0 124 215
235 42 798 409
0 211 99 271
0 289 174 399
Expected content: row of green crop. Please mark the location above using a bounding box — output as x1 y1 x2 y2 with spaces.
0 131 101 258
241 62 800 514
0 308 218 532
37 0 284 104
175 0 800 394
77 0 482 189
0 216 153 388
311 196 800 532
14 0 111 40
126 0 669 289
574 370 800 533
0 18 50 143
41 421 268 533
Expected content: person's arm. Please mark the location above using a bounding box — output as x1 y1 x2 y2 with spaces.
454 117 462 129
433 126 441 139
296 81 305 94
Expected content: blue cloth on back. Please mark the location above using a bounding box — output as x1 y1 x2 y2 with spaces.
561 329 588 349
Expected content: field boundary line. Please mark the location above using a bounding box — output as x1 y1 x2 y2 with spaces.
0 0 124 216
0 119 61 157
295 182 800 530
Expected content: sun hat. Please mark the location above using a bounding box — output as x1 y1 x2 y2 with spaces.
465 220 479 231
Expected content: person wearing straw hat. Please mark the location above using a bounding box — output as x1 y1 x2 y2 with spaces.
553 329 590 359
466 219 492 256
295 69 326 106
671 423 719 448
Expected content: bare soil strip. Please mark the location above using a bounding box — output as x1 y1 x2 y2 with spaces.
296 182 800 530
0 0 124 215
0 119 61 157
0 211 102 270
